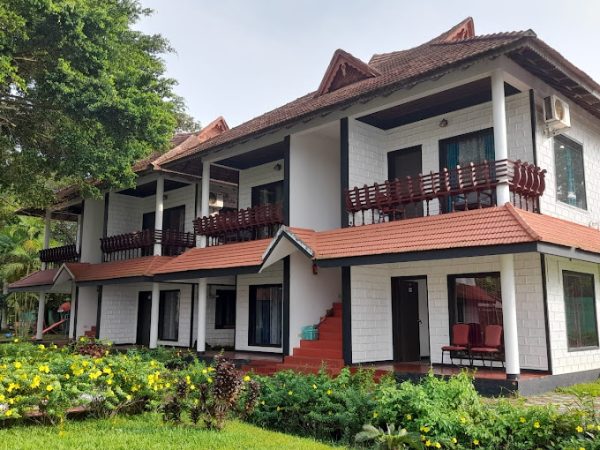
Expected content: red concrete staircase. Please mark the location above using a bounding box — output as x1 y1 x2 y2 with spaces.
243 302 344 376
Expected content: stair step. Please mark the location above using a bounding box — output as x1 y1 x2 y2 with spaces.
283 356 345 368
318 331 342 340
292 347 343 359
300 339 342 350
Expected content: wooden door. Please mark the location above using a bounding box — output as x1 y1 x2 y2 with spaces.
392 279 421 362
387 146 423 218
136 291 152 346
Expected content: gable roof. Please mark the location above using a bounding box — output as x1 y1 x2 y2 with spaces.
316 49 379 97
7 269 59 292
159 17 600 166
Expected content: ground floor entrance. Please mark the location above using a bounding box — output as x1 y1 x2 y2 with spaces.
391 277 429 362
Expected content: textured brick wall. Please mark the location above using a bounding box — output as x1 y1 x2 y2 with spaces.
350 253 548 370
544 255 600 375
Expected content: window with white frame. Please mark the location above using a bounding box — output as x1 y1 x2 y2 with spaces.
554 136 587 209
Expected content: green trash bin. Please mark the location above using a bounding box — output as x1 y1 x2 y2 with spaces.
301 325 319 341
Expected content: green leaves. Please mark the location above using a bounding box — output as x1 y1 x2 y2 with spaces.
0 0 179 206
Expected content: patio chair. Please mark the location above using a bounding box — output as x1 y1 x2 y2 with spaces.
441 323 471 366
470 324 503 368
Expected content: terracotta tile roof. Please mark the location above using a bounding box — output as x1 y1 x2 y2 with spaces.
62 256 173 283
7 269 59 290
154 239 271 275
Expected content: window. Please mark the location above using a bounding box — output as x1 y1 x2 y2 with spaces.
554 136 587 209
563 271 598 350
248 285 283 347
251 181 284 207
448 273 502 347
158 290 180 341
215 289 236 329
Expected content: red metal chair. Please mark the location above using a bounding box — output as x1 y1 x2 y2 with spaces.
441 323 471 366
470 324 503 368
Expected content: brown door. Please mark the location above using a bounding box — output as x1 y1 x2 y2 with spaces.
136 291 152 346
392 279 421 362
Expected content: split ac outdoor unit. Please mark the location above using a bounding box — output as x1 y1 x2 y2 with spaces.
543 95 571 135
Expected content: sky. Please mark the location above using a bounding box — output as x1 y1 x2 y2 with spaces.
137 0 600 128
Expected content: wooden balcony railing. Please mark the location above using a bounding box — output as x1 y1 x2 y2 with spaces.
193 203 284 246
100 229 196 261
345 159 546 226
39 244 80 267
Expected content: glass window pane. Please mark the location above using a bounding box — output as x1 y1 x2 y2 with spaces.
555 136 587 209
249 285 282 346
563 271 598 349
159 291 179 341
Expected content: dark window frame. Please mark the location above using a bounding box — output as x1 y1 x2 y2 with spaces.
554 135 587 210
251 181 284 207
142 204 186 231
562 270 599 351
158 290 180 342
248 284 283 348
438 127 495 170
215 288 236 330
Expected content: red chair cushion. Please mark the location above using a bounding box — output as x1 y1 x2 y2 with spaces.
471 347 500 353
441 345 467 351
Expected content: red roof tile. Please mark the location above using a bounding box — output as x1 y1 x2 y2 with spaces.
63 256 173 283
8 269 59 290
154 239 271 275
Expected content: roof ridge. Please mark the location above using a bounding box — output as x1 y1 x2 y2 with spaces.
503 203 542 241
430 30 536 46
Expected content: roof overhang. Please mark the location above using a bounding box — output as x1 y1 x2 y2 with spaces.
260 227 314 271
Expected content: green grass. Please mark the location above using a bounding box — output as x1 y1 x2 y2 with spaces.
556 379 600 397
0 414 340 450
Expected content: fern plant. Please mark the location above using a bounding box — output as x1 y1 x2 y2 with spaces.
355 424 424 450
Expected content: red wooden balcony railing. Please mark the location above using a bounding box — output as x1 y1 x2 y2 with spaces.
39 244 80 267
345 159 546 226
100 229 196 261
193 203 284 246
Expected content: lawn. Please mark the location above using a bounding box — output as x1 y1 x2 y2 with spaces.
557 379 600 397
0 413 339 450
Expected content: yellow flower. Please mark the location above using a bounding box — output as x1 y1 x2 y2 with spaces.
207 377 213 384
519 417 526 423
7 383 19 392
326 389 332 396
243 375 251 382
425 440 432 447
102 367 112 374
126 394 132 401
30 376 41 389
434 443 441 449
208 367 215 372
288 390 293 396
4 409 13 417
38 344 46 351
420 426 430 433
0 394 5 402
533 421 540 429
576 425 584 433
312 384 317 390
46 385 54 392
106 379 112 385
13 338 19 343
38 365 50 373
201 369 208 374
373 411 378 418
473 439 480 446
405 413 412 421
276 406 281 412
451 437 458 444
587 424 596 431
50 344 58 350
64 374 70 380
260 401 265 405
460 416 467 424
13 362 22 369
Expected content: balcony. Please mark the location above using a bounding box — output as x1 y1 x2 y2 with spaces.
39 244 80 267
193 203 284 246
100 229 196 261
345 159 546 226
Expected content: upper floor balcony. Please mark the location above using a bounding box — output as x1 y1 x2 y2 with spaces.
39 244 80 267
100 228 196 262
344 159 546 226
193 203 284 246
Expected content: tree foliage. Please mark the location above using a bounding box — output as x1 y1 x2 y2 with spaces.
0 0 182 206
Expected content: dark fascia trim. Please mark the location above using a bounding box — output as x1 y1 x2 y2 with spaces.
341 266 352 365
539 253 553 374
95 285 103 339
340 118 349 228
283 256 290 356
537 243 600 265
529 89 538 167
153 265 261 282
78 276 154 287
7 284 53 293
260 229 314 271
316 242 539 268
283 136 290 226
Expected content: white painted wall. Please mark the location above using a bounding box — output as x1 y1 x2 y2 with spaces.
350 253 548 371
75 286 98 337
235 262 283 352
290 129 341 231
80 198 105 263
238 160 284 209
205 284 236 348
289 253 341 350
544 255 600 375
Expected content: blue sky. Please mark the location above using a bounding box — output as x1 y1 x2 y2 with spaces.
137 0 600 128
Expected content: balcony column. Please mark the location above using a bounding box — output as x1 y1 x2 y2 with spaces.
153 175 165 256
200 161 210 248
500 253 520 379
149 282 160 349
492 70 510 205
36 210 52 340
196 278 207 352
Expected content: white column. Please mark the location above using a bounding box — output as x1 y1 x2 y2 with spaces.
149 282 160 349
196 278 207 352
75 214 83 252
153 175 165 256
36 210 52 340
492 70 510 205
69 285 77 339
200 162 210 248
500 253 520 379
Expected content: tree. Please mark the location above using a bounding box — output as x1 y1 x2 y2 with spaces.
0 0 182 207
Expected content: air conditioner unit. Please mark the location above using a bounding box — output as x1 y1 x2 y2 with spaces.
543 95 571 135
208 192 224 208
